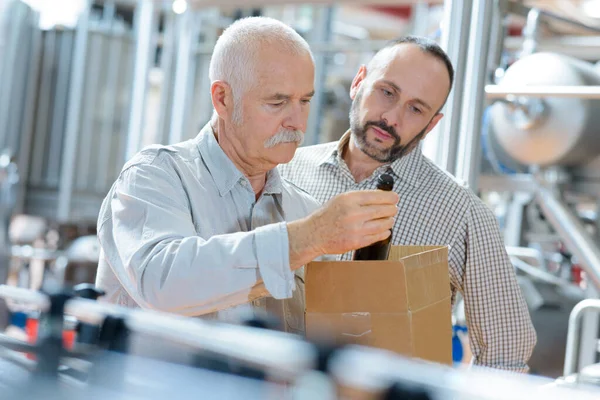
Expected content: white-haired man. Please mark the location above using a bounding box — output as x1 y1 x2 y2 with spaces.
95 17 398 332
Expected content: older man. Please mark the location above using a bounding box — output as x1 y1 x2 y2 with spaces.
279 36 537 370
95 17 398 333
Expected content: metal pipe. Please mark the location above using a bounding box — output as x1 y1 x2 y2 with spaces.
6 7 31 155
114 37 135 176
75 30 102 192
430 0 471 174
508 1 600 35
125 0 156 161
563 299 600 377
505 35 600 61
15 17 42 214
10 245 62 262
487 0 508 83
194 8 220 130
486 85 600 99
0 333 36 354
306 5 334 146
536 186 600 289
330 344 600 400
520 8 541 57
0 285 317 380
0 0 25 152
97 21 124 192
510 257 580 290
57 1 91 221
0 345 36 371
155 11 176 144
102 0 116 21
29 31 56 187
0 288 598 398
168 11 197 145
181 16 202 140
0 285 49 307
47 31 74 188
454 0 495 190
66 299 317 380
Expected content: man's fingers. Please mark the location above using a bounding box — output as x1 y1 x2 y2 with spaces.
360 230 392 247
361 217 395 236
360 204 398 220
346 190 399 206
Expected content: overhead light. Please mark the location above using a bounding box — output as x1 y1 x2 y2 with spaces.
172 0 187 15
582 0 600 19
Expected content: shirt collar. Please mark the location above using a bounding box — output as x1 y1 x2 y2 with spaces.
263 168 284 195
196 122 284 196
319 130 423 188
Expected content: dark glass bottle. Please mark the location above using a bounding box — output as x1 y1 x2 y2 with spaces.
353 173 395 261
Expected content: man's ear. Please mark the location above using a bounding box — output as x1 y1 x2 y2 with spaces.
211 81 234 120
423 113 444 139
350 65 367 100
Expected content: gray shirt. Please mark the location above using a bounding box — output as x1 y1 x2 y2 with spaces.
95 123 319 330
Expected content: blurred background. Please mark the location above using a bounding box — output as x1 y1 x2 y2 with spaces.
4 0 600 384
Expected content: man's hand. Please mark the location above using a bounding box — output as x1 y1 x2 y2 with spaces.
287 190 399 269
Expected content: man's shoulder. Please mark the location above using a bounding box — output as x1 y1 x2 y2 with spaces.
287 141 338 166
122 139 198 173
279 141 338 184
281 178 322 210
419 156 495 218
419 156 481 206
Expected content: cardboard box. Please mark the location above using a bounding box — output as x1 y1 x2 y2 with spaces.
305 245 452 365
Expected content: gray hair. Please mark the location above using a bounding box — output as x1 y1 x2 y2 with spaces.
209 17 313 124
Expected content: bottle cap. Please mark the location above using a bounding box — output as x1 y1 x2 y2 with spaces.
377 173 394 191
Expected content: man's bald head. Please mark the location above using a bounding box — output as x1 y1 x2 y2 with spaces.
209 17 314 123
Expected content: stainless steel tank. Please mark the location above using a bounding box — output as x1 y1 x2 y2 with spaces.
21 20 135 223
490 52 600 167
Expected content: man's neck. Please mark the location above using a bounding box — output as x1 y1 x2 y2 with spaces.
213 120 269 199
343 135 387 183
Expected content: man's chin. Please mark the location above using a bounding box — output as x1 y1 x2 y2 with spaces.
357 139 393 162
269 143 300 164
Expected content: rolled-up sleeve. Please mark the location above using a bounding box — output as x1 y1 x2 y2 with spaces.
98 157 295 316
254 222 294 299
461 201 537 372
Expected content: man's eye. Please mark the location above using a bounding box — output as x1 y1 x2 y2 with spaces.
382 88 393 97
271 102 284 107
410 105 422 114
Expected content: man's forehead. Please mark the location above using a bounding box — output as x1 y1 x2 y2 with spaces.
252 66 314 97
386 46 449 85
369 47 450 106
261 89 315 99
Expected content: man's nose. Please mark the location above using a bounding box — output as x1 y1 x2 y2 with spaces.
283 102 306 132
381 106 403 129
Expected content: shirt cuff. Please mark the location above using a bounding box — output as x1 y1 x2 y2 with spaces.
254 222 294 299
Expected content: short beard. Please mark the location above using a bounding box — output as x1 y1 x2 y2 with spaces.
349 89 429 163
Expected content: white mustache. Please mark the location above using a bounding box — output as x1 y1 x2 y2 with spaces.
264 128 304 148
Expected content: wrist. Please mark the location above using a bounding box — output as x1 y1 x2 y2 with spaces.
287 218 322 269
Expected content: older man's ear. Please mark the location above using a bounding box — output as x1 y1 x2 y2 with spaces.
211 80 234 122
